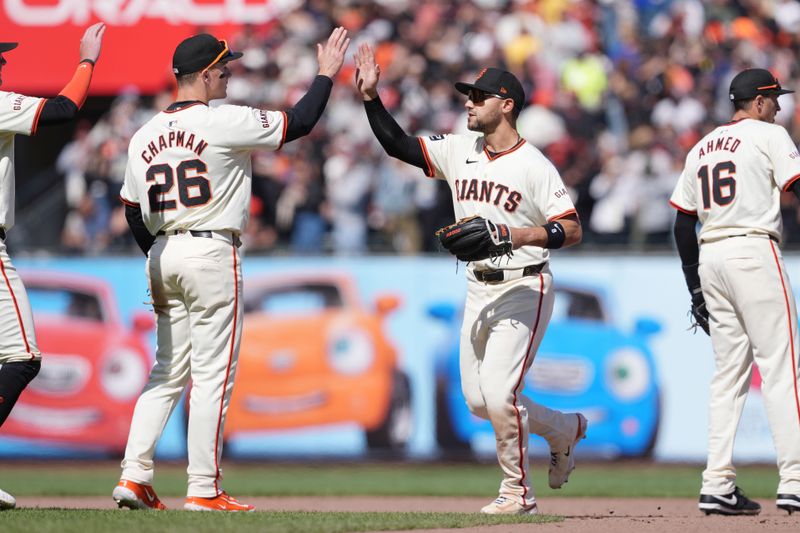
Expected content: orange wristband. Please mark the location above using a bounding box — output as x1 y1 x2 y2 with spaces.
58 61 94 108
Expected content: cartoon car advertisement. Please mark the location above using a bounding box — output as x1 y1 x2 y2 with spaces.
223 273 412 451
431 282 662 457
2 271 154 454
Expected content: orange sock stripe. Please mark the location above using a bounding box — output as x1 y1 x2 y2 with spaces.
769 241 800 428
58 62 94 108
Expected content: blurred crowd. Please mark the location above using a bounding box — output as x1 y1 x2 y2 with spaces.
43 0 800 255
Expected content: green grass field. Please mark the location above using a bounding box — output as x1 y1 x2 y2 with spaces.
0 461 781 532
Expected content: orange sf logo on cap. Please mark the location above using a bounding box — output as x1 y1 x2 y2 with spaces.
476 68 488 80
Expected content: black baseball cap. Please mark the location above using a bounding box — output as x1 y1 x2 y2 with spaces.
729 68 794 101
172 34 242 76
0 42 18 53
455 68 525 112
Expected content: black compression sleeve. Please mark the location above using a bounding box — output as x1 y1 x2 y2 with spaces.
363 97 427 170
124 203 156 256
791 179 800 201
284 75 333 143
674 211 701 290
37 95 79 127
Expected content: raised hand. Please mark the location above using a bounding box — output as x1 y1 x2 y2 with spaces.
80 22 106 63
317 26 350 78
353 43 380 100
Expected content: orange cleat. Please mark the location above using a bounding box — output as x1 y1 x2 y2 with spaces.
184 491 255 512
112 479 167 510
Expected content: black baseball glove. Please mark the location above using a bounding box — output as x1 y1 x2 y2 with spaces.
435 215 513 262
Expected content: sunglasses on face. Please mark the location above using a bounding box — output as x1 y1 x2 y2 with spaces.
467 89 506 103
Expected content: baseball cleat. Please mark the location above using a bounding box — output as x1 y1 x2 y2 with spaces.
698 486 761 515
184 491 255 512
112 479 167 510
777 494 800 514
548 412 588 489
480 495 538 515
0 487 16 510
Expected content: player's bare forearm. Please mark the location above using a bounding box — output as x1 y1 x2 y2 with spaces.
354 43 380 101
510 215 582 250
317 26 350 79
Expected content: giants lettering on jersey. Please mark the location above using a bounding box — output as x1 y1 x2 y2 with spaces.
698 136 741 158
12 95 25 111
455 178 521 212
141 131 209 163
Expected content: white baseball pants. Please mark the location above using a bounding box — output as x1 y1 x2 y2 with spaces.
121 233 243 497
0 241 40 363
460 266 581 508
699 235 800 495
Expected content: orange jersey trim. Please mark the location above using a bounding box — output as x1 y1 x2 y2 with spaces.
484 138 526 161
417 137 435 177
278 111 288 150
0 258 33 358
119 196 140 207
511 272 544 501
782 173 800 192
214 245 239 493
30 98 46 136
163 102 206 114
669 200 696 215
768 241 800 430
548 208 578 222
58 61 94 108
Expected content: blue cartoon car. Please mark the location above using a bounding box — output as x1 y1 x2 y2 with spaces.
430 282 661 458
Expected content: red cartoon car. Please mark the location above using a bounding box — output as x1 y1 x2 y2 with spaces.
2 271 153 454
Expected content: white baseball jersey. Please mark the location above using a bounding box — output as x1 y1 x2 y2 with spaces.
418 134 576 268
669 118 800 242
419 132 582 509
120 103 287 234
0 91 45 230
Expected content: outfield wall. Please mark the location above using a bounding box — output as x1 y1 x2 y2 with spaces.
0 253 789 462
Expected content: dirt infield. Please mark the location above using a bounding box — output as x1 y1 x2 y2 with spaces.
16 496 795 532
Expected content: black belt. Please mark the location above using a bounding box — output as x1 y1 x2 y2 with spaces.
157 230 213 238
474 263 545 283
0 228 5 241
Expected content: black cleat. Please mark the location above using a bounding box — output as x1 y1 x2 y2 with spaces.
698 486 761 516
777 494 800 515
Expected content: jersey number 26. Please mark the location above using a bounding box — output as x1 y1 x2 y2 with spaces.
147 159 211 212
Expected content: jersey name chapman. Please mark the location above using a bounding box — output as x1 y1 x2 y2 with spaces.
141 131 209 163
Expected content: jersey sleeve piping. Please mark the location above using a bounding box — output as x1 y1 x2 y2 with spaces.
417 137 435 177
547 208 578 222
782 173 800 192
119 196 140 207
30 98 47 136
277 110 288 150
669 199 696 215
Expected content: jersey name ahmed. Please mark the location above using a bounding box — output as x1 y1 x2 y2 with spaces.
419 133 576 268
0 91 44 230
669 118 800 243
120 102 286 234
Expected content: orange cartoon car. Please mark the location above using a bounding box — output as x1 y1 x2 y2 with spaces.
224 273 411 450
2 271 153 454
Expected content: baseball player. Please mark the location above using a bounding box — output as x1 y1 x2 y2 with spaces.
0 24 105 511
671 68 800 516
113 28 350 512
354 44 587 515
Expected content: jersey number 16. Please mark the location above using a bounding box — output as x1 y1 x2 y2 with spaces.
147 159 211 212
698 161 736 209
